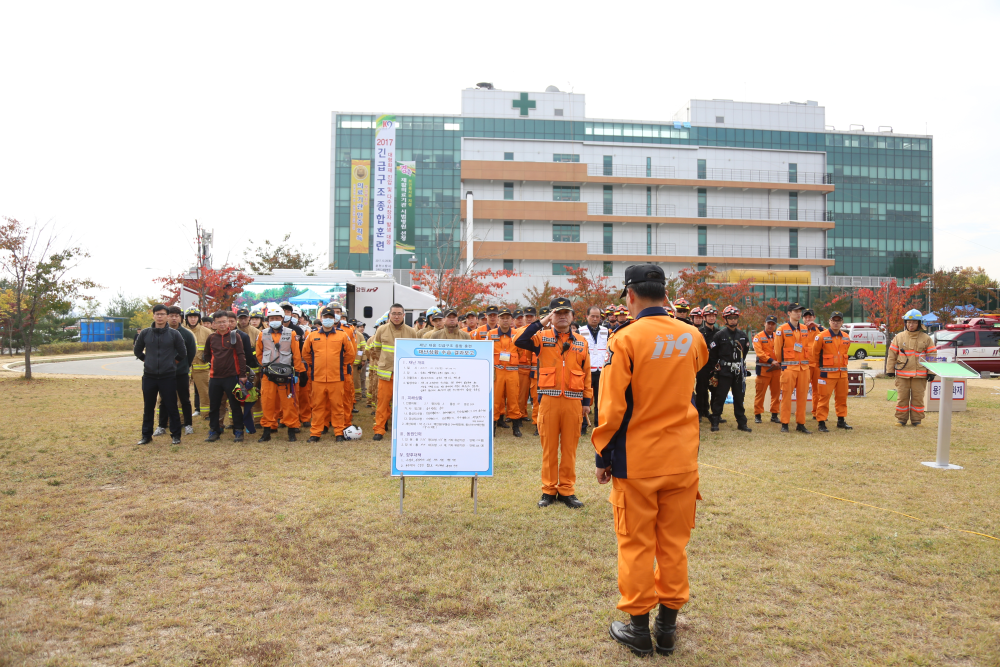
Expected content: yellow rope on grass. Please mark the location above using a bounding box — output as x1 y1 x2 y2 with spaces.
700 462 999 542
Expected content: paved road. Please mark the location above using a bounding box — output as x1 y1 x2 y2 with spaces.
31 356 143 376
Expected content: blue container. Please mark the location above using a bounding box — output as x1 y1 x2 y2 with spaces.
80 319 125 342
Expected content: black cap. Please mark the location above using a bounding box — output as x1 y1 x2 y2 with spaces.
444 306 459 316
429 310 444 320
485 305 499 314
321 307 336 316
416 316 426 324
498 307 512 316
765 315 778 324
523 307 537 315
236 308 249 317
549 297 574 312
621 263 666 298
465 311 477 319
513 309 523 317
787 302 805 312
803 308 815 316
830 311 844 319
539 307 551 316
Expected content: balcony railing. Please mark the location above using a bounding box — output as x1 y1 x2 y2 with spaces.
704 206 830 222
586 202 677 217
580 163 831 184
586 242 831 259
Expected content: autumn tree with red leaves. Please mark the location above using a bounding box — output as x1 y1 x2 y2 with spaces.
855 279 927 333
155 265 254 313
520 280 570 313
562 266 621 317
410 266 517 313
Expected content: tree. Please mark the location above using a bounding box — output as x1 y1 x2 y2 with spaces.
243 233 320 274
0 218 98 379
855 279 927 333
155 265 253 313
409 266 517 312
670 265 727 307
917 266 987 325
107 291 155 339
521 280 570 313
562 266 621 319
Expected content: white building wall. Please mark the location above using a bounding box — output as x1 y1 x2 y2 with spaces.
672 99 826 132
461 88 586 120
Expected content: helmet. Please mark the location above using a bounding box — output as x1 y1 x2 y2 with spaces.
703 305 717 315
425 306 441 319
690 307 703 317
343 425 363 440
185 307 201 318
232 383 247 403
292 306 302 316
673 298 691 311
722 305 741 317
903 309 923 321
250 310 263 318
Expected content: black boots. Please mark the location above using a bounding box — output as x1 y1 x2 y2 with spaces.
512 419 522 438
307 436 320 443
653 604 678 656
205 431 220 443
838 417 853 430
818 421 829 433
780 423 789 433
335 435 345 442
558 494 584 509
754 414 762 424
137 437 152 445
709 417 720 432
737 424 752 433
287 427 297 442
771 413 780 424
796 423 811 434
257 427 271 443
609 613 653 657
373 433 383 441
233 431 244 443
537 493 557 508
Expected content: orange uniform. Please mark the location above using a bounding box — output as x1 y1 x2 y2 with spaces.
489 327 522 422
751 330 781 417
804 323 825 419
516 321 592 496
811 328 850 422
515 329 533 420
338 323 357 425
301 327 356 437
776 320 812 425
593 306 708 616
256 327 306 430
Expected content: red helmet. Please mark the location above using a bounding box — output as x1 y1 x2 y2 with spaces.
722 305 741 317
690 307 703 317
702 304 717 315
673 297 690 311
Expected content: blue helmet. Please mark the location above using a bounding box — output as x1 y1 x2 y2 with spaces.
902 309 923 321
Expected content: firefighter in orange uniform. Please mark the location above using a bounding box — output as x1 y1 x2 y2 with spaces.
811 311 853 432
594 264 707 657
463 311 479 335
776 302 813 434
802 308 825 421
516 298 592 508
473 305 499 340
516 307 537 426
301 306 356 441
256 311 307 442
752 315 782 424
490 308 523 437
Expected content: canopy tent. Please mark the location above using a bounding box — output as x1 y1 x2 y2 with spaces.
288 289 328 306
922 312 939 323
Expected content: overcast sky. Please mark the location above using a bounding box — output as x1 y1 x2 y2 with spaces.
2 0 997 307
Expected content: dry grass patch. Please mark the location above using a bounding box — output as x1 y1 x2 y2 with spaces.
0 375 998 666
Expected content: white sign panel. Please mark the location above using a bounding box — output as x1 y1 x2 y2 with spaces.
391 339 494 477
929 379 965 401
372 114 396 274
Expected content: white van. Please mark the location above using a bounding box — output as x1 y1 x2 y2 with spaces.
842 323 887 359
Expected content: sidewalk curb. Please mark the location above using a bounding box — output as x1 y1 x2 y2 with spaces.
1 352 134 373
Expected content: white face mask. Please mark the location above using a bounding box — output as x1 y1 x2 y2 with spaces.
283 314 291 322
322 318 335 328
290 317 298 325
269 320 282 329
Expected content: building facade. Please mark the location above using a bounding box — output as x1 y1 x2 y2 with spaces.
330 87 932 302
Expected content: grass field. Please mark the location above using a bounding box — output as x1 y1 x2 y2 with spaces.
1 375 998 666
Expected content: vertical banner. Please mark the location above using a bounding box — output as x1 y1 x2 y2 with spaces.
395 161 416 254
349 160 370 253
372 115 396 273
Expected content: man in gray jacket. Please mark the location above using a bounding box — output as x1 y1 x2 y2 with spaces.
134 304 187 445
153 306 197 437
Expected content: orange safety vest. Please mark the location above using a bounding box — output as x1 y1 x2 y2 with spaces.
526 328 591 400
488 327 520 372
775 321 810 371
752 330 779 373
812 329 850 378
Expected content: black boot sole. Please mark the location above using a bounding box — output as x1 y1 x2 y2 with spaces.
608 628 654 657
654 644 676 656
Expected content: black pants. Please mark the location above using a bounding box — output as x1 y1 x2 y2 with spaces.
711 374 747 427
143 374 180 438
695 368 711 418
209 376 244 434
158 373 192 428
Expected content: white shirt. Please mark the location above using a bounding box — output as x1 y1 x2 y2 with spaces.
580 324 609 370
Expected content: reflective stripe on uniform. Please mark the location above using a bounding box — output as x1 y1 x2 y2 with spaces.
376 367 393 379
820 366 848 372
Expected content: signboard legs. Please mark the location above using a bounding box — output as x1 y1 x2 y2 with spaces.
399 474 480 515
922 377 963 470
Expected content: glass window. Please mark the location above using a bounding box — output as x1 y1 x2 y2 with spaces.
504 152 514 161
716 116 725 124
789 163 798 184
552 262 580 275
553 153 580 163
789 265 798 270
503 220 513 242
646 157 652 178
697 159 706 180
604 185 613 214
789 192 798 221
789 228 799 259
646 224 652 254
980 331 1000 347
553 185 580 201
698 225 707 256
552 224 580 243
503 259 514 271
698 188 707 217
603 223 613 254
603 261 613 276
504 182 514 200
603 155 613 176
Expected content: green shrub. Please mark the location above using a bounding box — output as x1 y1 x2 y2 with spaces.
37 339 134 356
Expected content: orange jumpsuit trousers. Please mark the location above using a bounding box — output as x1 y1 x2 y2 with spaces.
310 380 345 437
810 366 821 418
754 369 781 416
780 367 810 425
374 377 393 435
815 376 848 422
529 376 539 424
610 470 699 615
261 377 301 429
298 380 312 424
538 395 581 496
517 370 531 420
495 369 522 421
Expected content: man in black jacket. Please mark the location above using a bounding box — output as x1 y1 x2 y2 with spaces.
707 306 751 433
153 306 197 437
134 304 187 445
696 305 720 421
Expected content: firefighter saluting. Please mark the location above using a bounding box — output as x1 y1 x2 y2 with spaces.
886 309 936 426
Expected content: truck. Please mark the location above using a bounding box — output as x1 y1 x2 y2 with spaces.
933 316 1000 375
842 322 887 359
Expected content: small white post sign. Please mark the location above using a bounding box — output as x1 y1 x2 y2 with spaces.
391 339 494 513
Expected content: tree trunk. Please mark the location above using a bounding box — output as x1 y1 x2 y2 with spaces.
22 328 33 380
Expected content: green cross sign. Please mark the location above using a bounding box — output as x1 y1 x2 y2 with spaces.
512 92 536 116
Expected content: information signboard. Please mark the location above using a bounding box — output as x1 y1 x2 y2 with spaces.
391 339 494 478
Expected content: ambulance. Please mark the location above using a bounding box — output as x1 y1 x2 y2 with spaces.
933 316 1000 374
842 322 887 359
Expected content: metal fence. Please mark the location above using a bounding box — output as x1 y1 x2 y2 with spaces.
586 163 677 179
581 163 831 184
585 242 830 259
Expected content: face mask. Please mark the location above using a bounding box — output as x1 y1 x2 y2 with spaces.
269 320 282 329
290 317 298 325
283 314 291 322
322 318 335 328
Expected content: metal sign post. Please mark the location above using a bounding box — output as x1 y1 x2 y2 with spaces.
918 360 979 470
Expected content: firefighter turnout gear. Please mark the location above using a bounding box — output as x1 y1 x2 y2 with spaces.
370 320 417 435
886 327 936 425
